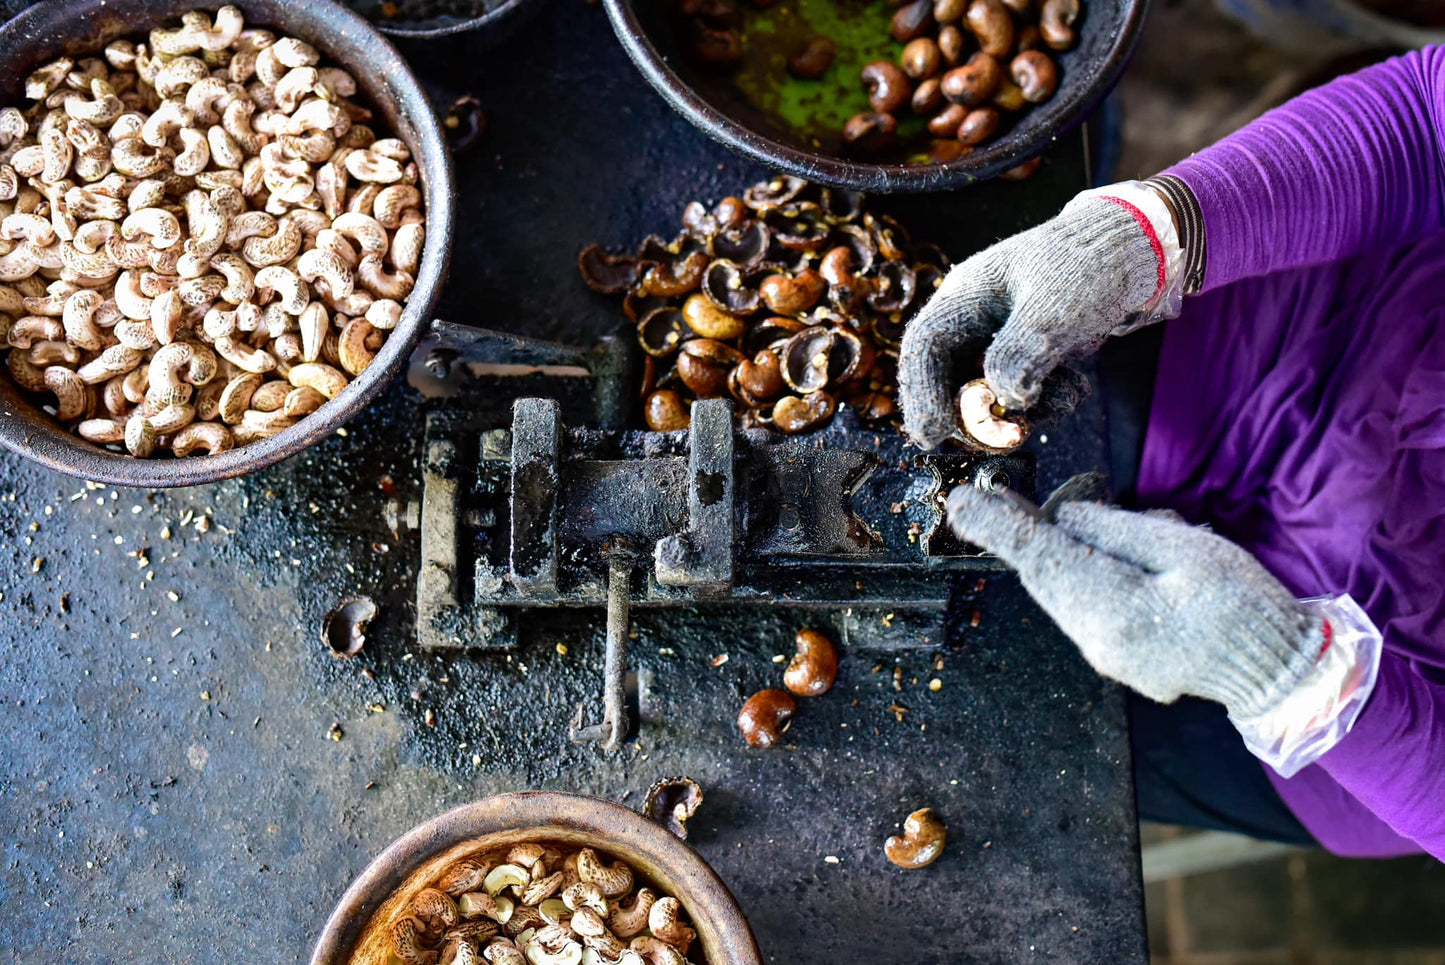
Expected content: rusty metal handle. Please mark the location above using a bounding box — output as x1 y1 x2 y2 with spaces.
569 543 633 751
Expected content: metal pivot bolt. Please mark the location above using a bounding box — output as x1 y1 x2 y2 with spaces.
569 542 635 752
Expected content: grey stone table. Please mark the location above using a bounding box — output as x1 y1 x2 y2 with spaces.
0 1 1145 961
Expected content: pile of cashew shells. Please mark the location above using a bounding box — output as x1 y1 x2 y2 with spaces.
0 5 424 457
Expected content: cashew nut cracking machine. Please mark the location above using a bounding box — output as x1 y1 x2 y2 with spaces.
411 321 1033 749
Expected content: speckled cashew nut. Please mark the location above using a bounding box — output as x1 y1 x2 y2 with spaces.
575 849 633 899
629 937 685 965
605 888 655 939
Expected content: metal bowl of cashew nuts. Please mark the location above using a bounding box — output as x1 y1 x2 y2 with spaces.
311 791 764 965
0 0 454 488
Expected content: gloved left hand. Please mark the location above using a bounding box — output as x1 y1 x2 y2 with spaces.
947 482 1325 718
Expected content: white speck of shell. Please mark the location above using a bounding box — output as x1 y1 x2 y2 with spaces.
824 855 840 865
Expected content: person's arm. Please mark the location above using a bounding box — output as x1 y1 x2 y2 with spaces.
898 46 1445 437
1315 655 1445 856
945 481 1445 862
1166 47 1445 291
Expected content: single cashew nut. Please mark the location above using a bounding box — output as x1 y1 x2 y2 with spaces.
286 361 346 400
125 412 157 456
297 247 354 299
171 421 234 456
344 149 403 183
43 365 87 421
884 807 947 869
254 265 310 314
575 850 632 899
357 253 413 301
76 344 142 384
628 937 684 965
214 335 276 373
121 208 182 249
78 417 126 444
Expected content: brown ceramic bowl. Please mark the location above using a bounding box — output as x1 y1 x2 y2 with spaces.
310 791 763 964
0 0 454 487
602 0 1147 191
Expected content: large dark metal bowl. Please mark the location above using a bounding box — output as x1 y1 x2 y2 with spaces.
0 0 454 488
602 0 1148 191
310 791 764 965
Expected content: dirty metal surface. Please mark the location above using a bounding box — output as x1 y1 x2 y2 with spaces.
0 1 1144 962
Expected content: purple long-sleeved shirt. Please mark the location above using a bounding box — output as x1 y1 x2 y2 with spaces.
1140 48 1445 860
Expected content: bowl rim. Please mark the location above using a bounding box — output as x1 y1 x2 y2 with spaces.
0 0 454 488
369 0 536 38
600 0 1149 192
308 790 764 965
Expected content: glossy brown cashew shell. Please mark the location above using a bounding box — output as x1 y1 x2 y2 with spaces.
1011 49 1058 103
965 0 1014 57
783 628 840 697
861 61 912 114
941 53 1001 107
737 689 797 748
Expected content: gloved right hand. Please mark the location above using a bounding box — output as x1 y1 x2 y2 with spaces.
898 194 1165 450
947 481 1322 719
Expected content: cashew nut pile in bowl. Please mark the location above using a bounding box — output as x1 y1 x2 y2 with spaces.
0 0 453 487
311 792 763 965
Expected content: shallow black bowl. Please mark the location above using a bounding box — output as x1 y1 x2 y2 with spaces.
0 0 454 487
603 0 1148 191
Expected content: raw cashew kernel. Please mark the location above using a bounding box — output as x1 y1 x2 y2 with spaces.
8 314 64 348
61 288 105 349
390 222 424 275
282 385 326 418
218 372 263 424
122 207 182 249
141 98 194 148
248 379 290 412
484 865 531 898
344 148 403 183
173 127 210 177
575 850 632 899
214 335 276 374
645 898 694 953
78 417 126 444
150 288 185 344
125 413 156 456
330 212 388 256
254 265 310 314
627 938 683 965
297 247 353 299
357 253 413 301
76 344 142 384
42 365 87 421
171 420 234 456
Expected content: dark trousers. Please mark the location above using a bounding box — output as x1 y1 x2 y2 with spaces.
1103 329 1316 846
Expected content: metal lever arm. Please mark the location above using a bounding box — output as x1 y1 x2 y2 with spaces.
569 545 633 751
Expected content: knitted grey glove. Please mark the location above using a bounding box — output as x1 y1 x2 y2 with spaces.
899 197 1161 450
947 481 1322 718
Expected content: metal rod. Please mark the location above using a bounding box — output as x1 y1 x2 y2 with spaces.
599 548 631 752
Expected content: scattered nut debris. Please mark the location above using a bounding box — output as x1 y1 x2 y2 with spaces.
327 722 344 741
